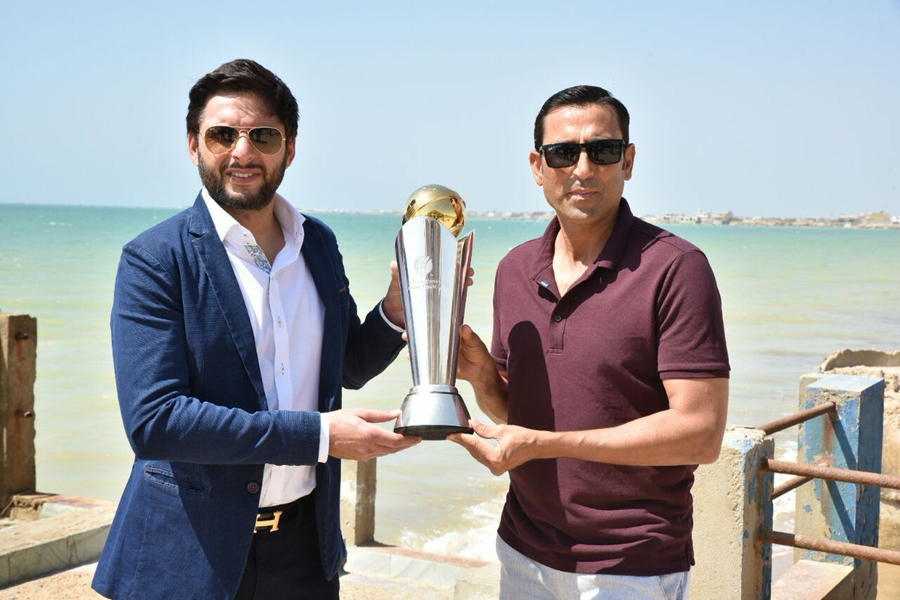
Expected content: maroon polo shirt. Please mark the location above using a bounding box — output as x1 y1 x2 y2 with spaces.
491 198 729 576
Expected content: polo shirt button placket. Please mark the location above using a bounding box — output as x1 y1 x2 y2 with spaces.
549 309 566 352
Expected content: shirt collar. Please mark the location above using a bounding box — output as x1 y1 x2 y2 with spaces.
530 197 635 281
201 188 306 249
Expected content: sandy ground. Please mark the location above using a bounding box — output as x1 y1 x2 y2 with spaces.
2 561 897 598
0 563 453 600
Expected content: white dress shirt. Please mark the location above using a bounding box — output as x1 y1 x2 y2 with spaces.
202 189 329 507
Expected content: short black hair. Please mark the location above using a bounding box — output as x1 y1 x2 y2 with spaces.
533 85 630 150
186 59 299 140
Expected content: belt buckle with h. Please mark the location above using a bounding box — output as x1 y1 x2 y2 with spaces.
254 509 283 534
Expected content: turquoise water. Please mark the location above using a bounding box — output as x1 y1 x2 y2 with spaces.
1 203 898 557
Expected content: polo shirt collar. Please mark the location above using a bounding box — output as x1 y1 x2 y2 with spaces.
530 197 636 283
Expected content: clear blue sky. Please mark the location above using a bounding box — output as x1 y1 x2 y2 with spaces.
2 1 898 218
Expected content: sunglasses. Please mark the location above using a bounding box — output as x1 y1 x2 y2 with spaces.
202 126 286 155
540 139 625 168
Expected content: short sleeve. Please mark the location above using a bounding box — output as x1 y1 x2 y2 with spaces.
656 250 730 379
490 266 508 372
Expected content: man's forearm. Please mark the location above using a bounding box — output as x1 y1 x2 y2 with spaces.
538 407 723 466
452 378 729 474
534 378 728 466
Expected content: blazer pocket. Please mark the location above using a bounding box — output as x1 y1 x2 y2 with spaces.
143 465 210 496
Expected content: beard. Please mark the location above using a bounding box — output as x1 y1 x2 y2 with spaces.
198 153 288 212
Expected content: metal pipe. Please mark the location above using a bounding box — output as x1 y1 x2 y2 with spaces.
762 530 900 566
758 401 836 435
763 459 900 491
770 460 831 499
771 475 813 500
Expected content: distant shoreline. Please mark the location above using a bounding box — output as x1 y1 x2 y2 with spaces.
2 202 898 230
308 208 900 230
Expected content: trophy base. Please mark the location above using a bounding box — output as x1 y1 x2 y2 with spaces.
394 390 473 440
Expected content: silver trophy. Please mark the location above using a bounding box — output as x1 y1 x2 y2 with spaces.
394 185 475 440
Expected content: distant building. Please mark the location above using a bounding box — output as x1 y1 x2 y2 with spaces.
710 211 734 225
859 211 890 224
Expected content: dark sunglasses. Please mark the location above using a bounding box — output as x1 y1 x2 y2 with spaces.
202 126 286 155
540 139 625 168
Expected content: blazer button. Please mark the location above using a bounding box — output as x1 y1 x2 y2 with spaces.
553 314 563 323
247 482 260 494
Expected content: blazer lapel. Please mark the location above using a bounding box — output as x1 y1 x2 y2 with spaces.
188 194 268 411
301 220 341 412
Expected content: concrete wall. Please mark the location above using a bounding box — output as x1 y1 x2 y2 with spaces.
693 427 773 600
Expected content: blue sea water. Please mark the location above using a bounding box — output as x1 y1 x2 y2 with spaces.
1 202 898 558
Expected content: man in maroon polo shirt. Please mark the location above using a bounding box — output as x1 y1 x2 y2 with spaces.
450 85 729 599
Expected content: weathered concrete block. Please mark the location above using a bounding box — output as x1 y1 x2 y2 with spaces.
0 553 8 588
0 502 114 587
794 374 884 600
344 545 490 591
692 426 773 600
820 349 900 371
388 553 439 583
454 562 500 599
799 372 824 407
7 536 71 585
344 545 391 575
880 501 900 555
771 559 853 600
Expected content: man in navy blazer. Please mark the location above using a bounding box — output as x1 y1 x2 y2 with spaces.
92 59 419 600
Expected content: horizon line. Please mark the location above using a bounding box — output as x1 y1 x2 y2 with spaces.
1 200 897 224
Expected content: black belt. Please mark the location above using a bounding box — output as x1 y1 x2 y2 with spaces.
254 493 314 534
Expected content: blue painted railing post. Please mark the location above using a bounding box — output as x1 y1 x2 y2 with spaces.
795 374 884 599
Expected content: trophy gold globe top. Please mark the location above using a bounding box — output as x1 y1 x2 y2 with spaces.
402 184 466 237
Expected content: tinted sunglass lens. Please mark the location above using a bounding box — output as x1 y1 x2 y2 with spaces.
248 128 283 155
544 144 580 168
204 127 238 154
586 141 622 165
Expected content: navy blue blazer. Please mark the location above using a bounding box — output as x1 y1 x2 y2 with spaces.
92 194 404 600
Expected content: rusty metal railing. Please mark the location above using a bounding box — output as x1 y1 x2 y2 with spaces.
757 401 835 435
764 459 900 490
770 459 830 500
757 396 900 567
761 531 900 567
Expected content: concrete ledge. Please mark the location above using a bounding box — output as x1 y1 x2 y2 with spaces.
344 544 498 596
771 559 853 599
0 495 114 588
453 562 501 599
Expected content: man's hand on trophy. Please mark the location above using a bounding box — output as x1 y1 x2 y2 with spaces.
328 407 421 460
457 325 500 386
382 261 405 330
464 267 474 287
449 418 542 476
